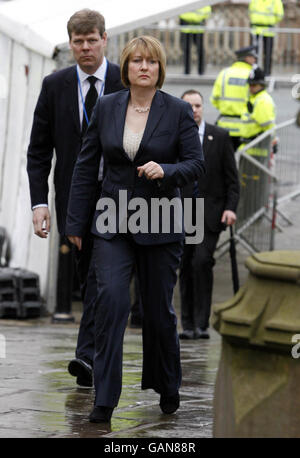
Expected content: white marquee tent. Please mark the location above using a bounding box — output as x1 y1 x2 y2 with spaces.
0 0 219 311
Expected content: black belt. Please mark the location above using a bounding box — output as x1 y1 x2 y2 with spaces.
240 135 259 144
251 23 274 27
218 114 241 119
180 18 205 26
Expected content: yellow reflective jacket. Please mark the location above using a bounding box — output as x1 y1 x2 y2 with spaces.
180 6 212 33
240 89 276 139
239 89 275 155
249 0 284 37
211 61 253 137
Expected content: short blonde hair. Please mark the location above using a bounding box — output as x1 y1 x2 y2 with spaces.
120 36 166 89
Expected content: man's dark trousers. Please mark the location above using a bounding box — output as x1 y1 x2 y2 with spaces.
179 226 219 331
179 122 239 333
74 232 96 364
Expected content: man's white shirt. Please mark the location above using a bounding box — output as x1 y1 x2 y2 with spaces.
198 120 205 146
76 57 107 125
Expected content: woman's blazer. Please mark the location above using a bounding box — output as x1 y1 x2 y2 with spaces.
66 89 205 245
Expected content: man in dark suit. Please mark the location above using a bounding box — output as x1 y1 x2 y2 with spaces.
27 9 123 386
179 89 239 339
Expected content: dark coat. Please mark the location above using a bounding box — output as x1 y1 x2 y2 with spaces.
27 61 124 234
182 122 239 233
66 89 205 245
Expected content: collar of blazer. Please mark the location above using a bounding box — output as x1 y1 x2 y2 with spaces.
114 89 166 162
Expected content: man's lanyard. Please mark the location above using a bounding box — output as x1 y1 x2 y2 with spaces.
76 65 108 126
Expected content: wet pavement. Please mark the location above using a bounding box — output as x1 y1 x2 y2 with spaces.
0 236 253 439
0 196 299 438
0 79 299 438
0 311 221 438
0 244 252 439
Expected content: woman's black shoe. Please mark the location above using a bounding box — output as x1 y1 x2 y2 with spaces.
159 392 180 414
89 406 113 423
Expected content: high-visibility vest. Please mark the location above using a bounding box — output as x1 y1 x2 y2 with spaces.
249 0 284 37
179 6 212 34
240 89 276 156
210 61 253 137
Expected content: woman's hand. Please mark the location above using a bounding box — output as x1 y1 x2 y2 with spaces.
67 236 82 251
137 161 164 180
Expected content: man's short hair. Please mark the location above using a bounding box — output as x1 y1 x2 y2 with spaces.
181 89 204 101
120 36 166 89
67 9 105 39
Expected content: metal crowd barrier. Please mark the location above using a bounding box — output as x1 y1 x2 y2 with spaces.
216 117 299 257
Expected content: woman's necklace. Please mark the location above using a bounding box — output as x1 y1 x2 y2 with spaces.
132 104 150 113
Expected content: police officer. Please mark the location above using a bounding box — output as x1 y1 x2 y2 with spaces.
210 46 257 150
238 67 276 225
179 6 212 75
249 0 284 76
240 67 276 156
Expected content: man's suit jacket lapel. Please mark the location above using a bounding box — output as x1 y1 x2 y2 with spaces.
104 61 121 94
64 66 81 135
202 123 214 161
199 123 215 193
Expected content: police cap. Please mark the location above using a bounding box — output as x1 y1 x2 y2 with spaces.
248 67 266 85
235 45 257 59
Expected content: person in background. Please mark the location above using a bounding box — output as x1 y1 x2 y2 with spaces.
249 0 284 76
210 46 257 151
239 67 276 156
27 9 123 387
66 36 205 423
179 6 212 75
179 89 239 340
237 68 276 226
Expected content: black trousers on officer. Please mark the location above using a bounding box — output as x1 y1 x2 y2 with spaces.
92 234 182 408
179 228 219 331
182 33 205 75
251 33 274 76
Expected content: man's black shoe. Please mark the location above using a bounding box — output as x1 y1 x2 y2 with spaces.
160 392 180 414
179 330 194 340
68 358 93 387
89 406 114 423
76 376 93 388
194 328 210 339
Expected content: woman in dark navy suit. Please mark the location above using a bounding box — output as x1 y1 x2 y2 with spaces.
66 36 205 423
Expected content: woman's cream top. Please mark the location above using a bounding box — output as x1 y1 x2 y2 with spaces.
123 124 144 161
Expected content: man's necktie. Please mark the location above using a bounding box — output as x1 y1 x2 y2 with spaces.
82 76 98 135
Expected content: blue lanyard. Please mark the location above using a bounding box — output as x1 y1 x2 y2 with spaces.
77 65 107 126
